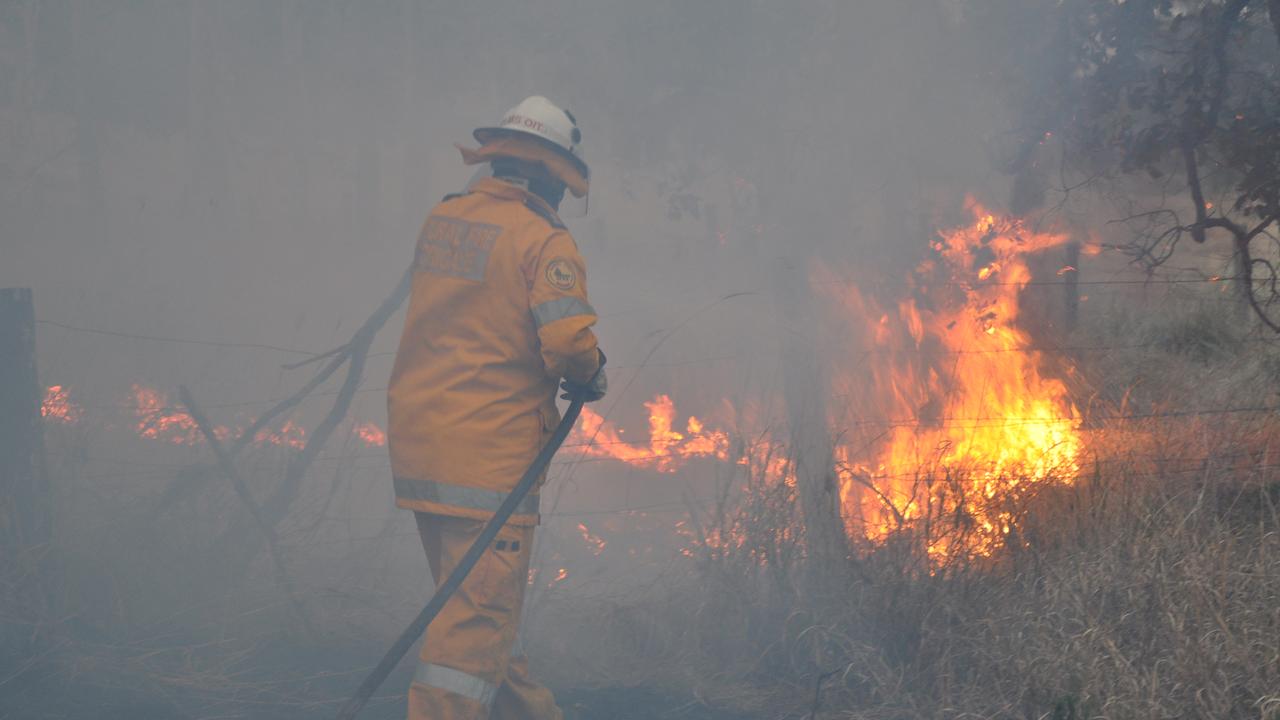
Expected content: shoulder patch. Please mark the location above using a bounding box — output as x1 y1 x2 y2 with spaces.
524 199 567 230
544 257 578 291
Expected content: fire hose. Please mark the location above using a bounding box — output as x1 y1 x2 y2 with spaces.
333 394 587 720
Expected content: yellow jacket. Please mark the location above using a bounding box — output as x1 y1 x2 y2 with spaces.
388 177 600 525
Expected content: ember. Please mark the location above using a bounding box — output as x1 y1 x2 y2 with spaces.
133 384 204 445
41 385 83 424
353 421 387 447
253 418 307 450
577 522 607 555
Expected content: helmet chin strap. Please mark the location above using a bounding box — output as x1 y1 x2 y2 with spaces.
491 158 566 211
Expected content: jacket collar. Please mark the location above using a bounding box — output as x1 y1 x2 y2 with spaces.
472 177 563 223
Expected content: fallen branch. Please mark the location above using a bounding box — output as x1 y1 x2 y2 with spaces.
158 268 412 515
214 268 414 568
229 349 351 456
179 385 320 641
281 342 350 371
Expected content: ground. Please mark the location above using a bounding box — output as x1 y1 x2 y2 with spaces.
2 652 760 719
558 687 762 720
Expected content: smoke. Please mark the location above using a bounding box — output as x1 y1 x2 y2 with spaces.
1 1 1026 712
4 0 1004 407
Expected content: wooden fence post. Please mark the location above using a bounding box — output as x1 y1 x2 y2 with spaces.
772 259 848 600
0 288 49 550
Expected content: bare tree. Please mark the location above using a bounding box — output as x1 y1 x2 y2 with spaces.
979 0 1280 327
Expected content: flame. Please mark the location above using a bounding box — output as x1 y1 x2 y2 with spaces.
133 384 204 445
253 418 307 450
44 383 386 450
569 394 731 471
577 522 607 555
353 421 387 447
41 198 1084 565
41 385 83 424
826 198 1082 560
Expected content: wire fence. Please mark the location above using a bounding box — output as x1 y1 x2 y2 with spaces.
35 294 1280 443
30 267 1280 521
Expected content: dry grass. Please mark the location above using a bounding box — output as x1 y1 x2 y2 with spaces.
5 294 1280 719
531 425 1279 719
529 300 1280 720
0 430 423 717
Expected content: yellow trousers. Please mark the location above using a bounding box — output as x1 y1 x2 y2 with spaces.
408 512 563 720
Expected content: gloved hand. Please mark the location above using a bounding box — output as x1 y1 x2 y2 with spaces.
560 349 607 402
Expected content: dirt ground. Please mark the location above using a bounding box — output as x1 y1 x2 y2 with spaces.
557 687 763 720
3 653 760 720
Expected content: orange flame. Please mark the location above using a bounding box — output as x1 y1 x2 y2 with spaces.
569 394 731 471
41 385 83 424
42 196 1084 566
31 383 389 450
127 384 391 450
825 198 1082 560
577 522 607 555
253 418 307 450
133 384 204 445
353 421 387 447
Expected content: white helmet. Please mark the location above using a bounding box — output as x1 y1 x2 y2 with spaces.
473 95 589 180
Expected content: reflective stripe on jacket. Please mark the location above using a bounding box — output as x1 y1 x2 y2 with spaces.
387 177 600 525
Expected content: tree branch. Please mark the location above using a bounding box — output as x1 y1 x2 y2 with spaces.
215 268 414 563
1201 0 1250 136
179 385 319 640
1183 143 1210 244
229 349 352 456
1241 246 1280 333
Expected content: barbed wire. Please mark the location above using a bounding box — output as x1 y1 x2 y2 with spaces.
811 274 1258 289
552 405 1280 452
41 339 1279 416
45 394 1279 452
839 453 1280 487
546 452 1280 518
545 451 1280 520
69 455 1280 520
34 272 1280 512
35 319 319 355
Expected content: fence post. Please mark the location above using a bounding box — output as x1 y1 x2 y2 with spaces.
771 259 848 600
0 288 49 550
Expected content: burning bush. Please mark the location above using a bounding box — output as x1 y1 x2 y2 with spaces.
825 199 1083 563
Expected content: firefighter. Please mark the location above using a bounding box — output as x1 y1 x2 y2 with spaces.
387 95 606 720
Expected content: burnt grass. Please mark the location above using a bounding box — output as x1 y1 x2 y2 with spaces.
1 639 762 720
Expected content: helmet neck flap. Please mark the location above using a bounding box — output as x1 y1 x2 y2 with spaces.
491 157 566 211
